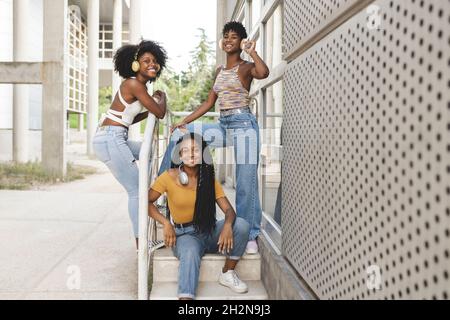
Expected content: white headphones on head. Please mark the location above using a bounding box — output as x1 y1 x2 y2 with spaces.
178 165 189 185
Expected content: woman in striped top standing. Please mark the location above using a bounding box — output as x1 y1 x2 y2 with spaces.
159 21 269 254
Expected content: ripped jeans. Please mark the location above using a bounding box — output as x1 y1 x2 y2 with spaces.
92 126 142 237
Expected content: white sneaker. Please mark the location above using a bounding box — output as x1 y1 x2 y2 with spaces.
148 240 165 253
245 240 258 254
136 240 165 255
219 270 248 293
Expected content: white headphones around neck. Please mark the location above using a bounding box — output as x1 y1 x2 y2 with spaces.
178 165 189 185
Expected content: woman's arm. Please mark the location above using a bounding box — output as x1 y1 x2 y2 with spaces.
216 196 236 253
131 90 166 124
216 197 236 226
249 52 270 79
148 189 176 247
245 42 270 80
171 67 221 132
182 89 218 124
132 111 149 124
130 81 167 119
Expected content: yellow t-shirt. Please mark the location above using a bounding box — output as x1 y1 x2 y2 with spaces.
151 171 226 224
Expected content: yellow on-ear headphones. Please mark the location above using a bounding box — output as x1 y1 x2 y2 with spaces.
219 38 250 51
131 47 140 73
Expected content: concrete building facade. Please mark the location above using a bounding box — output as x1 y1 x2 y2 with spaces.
0 0 142 174
218 0 450 300
0 0 43 162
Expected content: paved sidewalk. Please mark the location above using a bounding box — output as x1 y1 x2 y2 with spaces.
0 133 237 300
0 142 138 300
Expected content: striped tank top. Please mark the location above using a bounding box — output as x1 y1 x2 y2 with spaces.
213 62 251 110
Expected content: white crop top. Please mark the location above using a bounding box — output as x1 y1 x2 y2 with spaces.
106 81 147 127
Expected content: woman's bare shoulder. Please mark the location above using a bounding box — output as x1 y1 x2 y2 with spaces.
121 77 144 89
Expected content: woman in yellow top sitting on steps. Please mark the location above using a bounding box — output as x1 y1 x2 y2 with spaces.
147 133 250 300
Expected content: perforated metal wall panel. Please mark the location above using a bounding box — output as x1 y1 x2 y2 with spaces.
283 0 450 299
284 0 358 57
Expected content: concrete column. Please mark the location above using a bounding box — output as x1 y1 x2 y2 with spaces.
87 0 99 156
42 0 68 177
13 0 30 163
216 0 227 68
129 0 142 50
216 0 228 182
273 7 283 131
78 113 84 132
259 89 266 205
244 0 251 34
264 18 274 138
128 0 143 141
264 13 272 65
273 6 282 67
112 0 123 97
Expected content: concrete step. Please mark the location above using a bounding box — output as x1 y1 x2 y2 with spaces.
150 280 268 300
153 248 261 282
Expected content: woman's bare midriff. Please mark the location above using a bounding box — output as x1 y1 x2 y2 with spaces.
101 117 128 129
99 93 131 129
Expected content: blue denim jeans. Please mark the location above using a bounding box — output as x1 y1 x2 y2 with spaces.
173 217 250 299
92 126 142 237
158 112 262 241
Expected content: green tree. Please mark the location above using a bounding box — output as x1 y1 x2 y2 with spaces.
154 28 215 115
98 86 112 116
185 28 216 111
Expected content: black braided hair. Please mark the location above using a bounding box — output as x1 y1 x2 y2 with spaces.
169 133 216 234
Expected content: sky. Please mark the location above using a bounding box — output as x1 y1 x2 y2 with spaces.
142 0 217 73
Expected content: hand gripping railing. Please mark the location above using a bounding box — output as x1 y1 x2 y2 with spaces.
138 114 159 300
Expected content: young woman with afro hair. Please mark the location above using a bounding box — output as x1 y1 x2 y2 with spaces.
93 40 168 248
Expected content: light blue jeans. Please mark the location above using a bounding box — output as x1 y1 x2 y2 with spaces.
92 126 142 237
159 112 262 241
174 217 250 299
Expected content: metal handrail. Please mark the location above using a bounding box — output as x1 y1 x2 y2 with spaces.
137 114 159 300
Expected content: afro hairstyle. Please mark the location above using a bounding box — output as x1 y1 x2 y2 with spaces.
222 21 248 40
113 40 167 80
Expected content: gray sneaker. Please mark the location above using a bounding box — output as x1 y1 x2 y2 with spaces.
149 240 165 253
